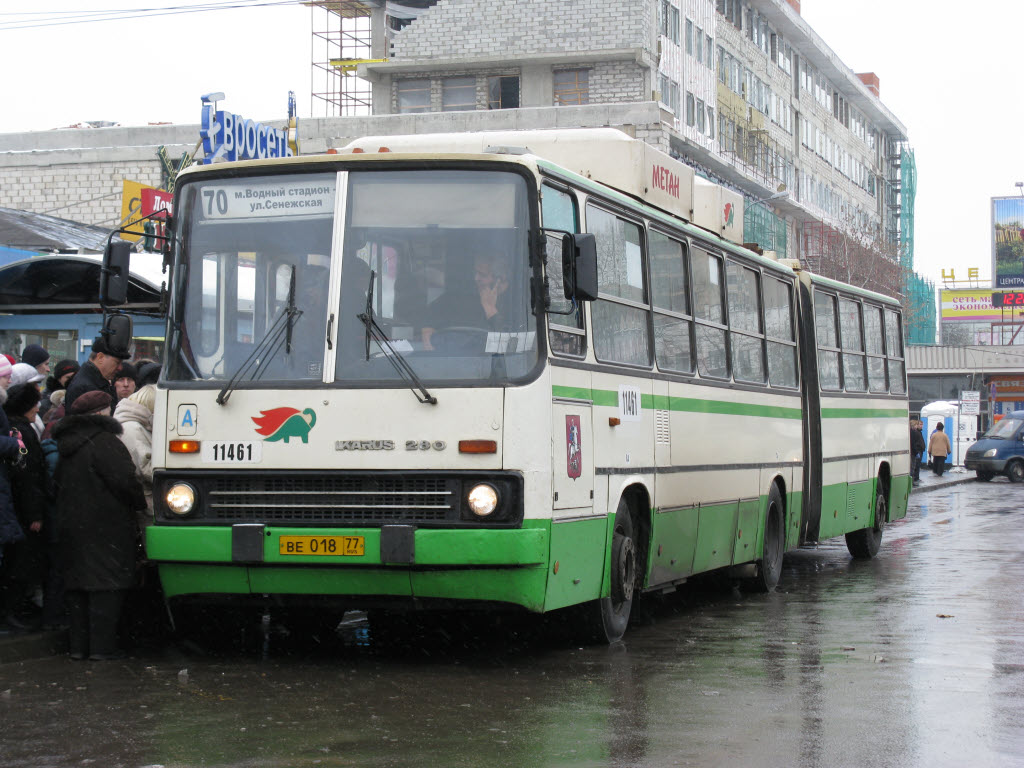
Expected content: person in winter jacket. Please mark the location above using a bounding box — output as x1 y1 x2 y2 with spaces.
20 344 50 378
64 336 125 413
0 357 26 576
53 389 146 660
1 384 49 630
928 422 952 477
9 364 46 438
113 384 155 535
910 420 926 484
40 359 79 417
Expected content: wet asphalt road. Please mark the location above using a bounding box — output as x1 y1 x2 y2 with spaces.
1 480 1022 768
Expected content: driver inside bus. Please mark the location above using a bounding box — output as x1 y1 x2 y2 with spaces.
422 251 513 351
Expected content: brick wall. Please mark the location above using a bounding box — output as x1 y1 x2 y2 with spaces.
392 0 654 60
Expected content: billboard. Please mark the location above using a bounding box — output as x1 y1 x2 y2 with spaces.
940 289 1001 322
992 196 1024 287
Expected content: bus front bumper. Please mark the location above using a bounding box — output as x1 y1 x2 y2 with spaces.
147 524 550 612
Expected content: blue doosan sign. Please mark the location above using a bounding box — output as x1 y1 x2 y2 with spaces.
199 92 294 164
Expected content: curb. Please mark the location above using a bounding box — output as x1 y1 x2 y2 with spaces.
911 475 979 495
0 629 67 665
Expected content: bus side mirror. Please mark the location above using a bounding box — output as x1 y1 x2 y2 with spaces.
562 233 598 302
102 313 134 359
101 240 132 307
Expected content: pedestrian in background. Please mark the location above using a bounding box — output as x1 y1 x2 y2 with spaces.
114 384 155 535
9 363 46 438
20 344 50 379
0 357 26 603
41 359 79 416
910 420 926 485
114 362 138 401
53 390 146 660
65 336 124 412
1 384 49 631
928 422 952 477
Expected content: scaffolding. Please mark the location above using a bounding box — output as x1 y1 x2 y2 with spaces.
309 1 375 117
897 148 937 344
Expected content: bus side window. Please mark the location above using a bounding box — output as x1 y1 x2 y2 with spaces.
764 276 798 388
863 304 887 392
587 204 649 367
691 248 728 379
839 297 866 392
541 183 585 356
650 230 693 374
813 290 841 391
726 259 765 384
884 309 906 394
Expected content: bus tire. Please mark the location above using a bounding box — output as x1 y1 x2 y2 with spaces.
1006 460 1024 483
744 484 784 593
574 497 636 644
846 485 886 559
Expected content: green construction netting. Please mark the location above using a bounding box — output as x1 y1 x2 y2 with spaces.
743 203 787 256
898 148 936 344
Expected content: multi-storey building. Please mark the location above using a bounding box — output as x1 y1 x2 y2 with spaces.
336 0 912 300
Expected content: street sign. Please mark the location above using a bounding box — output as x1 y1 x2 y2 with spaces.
961 390 980 415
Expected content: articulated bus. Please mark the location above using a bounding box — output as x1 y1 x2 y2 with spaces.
116 128 910 643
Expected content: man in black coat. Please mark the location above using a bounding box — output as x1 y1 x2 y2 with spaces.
53 390 146 659
910 420 926 484
64 336 126 413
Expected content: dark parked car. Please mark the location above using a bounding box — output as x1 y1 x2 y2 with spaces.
964 410 1024 482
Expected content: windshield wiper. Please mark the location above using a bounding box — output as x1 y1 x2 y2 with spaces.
216 265 303 405
357 269 437 405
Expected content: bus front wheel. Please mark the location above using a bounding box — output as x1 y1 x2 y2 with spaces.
573 498 636 644
846 485 886 559
744 484 784 593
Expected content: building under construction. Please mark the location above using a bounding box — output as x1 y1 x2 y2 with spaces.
304 0 932 342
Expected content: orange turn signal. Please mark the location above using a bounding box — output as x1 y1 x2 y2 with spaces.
350 147 365 153
169 440 200 454
608 417 621 426
459 440 497 454
377 146 391 152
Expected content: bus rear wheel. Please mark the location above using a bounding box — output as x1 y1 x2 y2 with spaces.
744 484 784 593
573 498 636 644
846 485 886 559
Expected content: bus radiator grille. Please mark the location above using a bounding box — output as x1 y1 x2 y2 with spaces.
204 475 456 524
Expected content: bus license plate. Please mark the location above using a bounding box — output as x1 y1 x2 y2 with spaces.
201 441 262 463
279 536 365 556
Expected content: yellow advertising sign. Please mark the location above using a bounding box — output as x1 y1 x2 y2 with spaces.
940 289 1002 322
120 179 151 242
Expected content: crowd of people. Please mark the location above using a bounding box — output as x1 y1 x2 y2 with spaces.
0 339 160 660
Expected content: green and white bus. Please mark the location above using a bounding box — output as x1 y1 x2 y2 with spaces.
123 128 910 643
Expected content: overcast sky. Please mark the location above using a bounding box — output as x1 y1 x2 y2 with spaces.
2 0 1021 287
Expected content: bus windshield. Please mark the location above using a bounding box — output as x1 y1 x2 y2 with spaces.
167 168 538 386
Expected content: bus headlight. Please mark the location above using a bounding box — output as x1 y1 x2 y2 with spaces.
166 483 197 516
984 448 997 457
467 483 499 517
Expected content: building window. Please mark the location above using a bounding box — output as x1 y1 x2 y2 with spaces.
685 18 693 55
686 93 695 127
442 76 476 112
488 76 520 109
707 106 715 138
705 34 714 68
696 98 706 133
554 70 589 105
396 79 431 113
662 2 679 44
